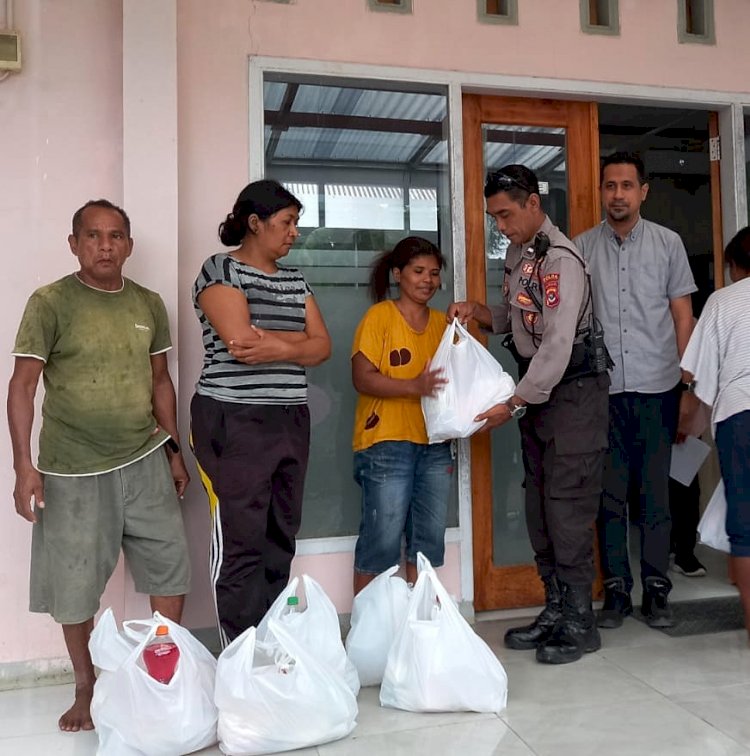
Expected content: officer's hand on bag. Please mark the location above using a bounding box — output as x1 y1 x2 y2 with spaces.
474 402 512 432
446 301 492 328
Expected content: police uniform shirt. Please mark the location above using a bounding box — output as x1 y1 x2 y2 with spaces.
574 218 697 394
488 216 590 405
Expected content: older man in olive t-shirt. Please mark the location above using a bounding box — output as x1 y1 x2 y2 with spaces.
7 200 191 733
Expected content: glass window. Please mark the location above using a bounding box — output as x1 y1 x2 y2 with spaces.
677 0 715 44
580 0 620 35
264 74 455 538
367 0 412 13
478 0 518 25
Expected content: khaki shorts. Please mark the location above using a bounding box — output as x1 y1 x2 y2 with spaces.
30 448 191 624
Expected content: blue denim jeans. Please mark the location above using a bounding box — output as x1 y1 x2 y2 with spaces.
716 410 750 557
353 440 453 573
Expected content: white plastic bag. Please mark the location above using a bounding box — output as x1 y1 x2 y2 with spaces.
89 608 218 756
698 479 730 553
256 574 360 695
380 554 508 714
422 319 516 443
345 565 411 686
215 619 358 755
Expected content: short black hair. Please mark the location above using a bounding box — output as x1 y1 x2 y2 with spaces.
724 226 750 272
484 164 540 205
601 152 647 185
71 200 131 238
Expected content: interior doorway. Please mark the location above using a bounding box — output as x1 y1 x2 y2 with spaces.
598 103 722 313
597 103 728 605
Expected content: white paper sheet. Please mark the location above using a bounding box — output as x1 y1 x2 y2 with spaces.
669 435 711 487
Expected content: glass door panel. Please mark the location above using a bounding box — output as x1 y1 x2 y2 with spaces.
462 93 600 610
481 125 568 567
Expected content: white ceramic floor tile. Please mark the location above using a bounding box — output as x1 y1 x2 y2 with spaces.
601 630 750 696
352 686 496 738
0 683 83 738
317 717 533 756
670 682 750 748
0 730 99 756
498 653 661 713
502 697 750 756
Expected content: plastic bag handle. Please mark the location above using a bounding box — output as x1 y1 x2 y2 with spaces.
451 317 476 346
408 553 456 621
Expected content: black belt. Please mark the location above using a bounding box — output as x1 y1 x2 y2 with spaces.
503 335 602 383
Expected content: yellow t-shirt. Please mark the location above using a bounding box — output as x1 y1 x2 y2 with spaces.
352 300 446 452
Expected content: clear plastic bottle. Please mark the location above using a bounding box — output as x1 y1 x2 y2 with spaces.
278 596 299 674
142 625 180 684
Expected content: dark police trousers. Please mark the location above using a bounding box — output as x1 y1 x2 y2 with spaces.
520 373 610 585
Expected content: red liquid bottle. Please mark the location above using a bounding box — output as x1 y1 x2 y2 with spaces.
143 625 180 684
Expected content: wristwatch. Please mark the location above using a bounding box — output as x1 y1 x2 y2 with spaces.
506 398 527 419
681 380 697 394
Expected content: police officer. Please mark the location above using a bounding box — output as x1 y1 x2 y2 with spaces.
449 165 610 665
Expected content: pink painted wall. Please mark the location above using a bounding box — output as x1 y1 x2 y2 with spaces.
0 0 125 665
177 0 750 93
2 0 750 667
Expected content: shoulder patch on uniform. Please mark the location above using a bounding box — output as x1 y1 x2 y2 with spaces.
522 261 535 275
524 311 538 327
543 273 560 308
516 292 533 307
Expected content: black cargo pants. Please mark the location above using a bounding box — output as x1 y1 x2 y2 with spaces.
519 373 610 585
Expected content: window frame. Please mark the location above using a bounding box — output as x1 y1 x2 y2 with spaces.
579 0 620 36
677 0 716 45
367 0 412 14
477 0 519 26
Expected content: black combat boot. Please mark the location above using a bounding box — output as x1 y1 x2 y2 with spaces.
504 575 562 650
641 576 675 628
597 577 633 629
536 582 601 665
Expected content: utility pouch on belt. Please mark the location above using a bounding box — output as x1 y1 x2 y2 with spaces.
562 318 614 382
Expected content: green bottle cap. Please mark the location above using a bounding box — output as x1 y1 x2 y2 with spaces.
286 596 299 606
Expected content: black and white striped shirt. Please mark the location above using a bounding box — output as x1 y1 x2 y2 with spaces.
193 253 312 405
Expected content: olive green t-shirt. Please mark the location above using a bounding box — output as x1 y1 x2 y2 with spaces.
12 275 172 475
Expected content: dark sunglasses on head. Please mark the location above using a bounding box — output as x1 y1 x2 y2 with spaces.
486 171 537 195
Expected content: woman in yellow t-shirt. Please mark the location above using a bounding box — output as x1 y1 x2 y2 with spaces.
351 236 453 594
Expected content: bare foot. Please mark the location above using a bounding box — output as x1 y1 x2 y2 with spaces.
58 683 95 732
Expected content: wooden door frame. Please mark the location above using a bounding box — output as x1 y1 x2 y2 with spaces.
462 94 601 611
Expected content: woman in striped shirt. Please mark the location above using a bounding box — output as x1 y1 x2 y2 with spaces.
190 180 331 646
681 226 750 645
